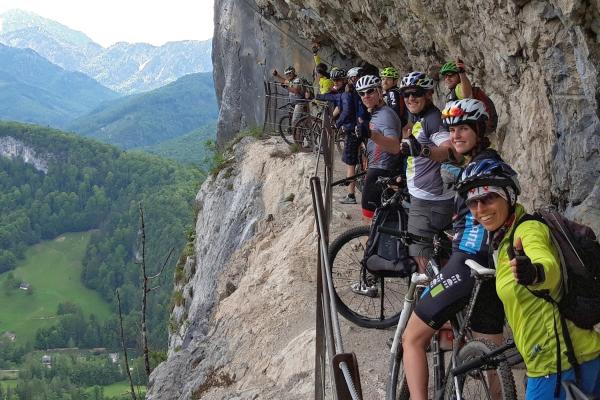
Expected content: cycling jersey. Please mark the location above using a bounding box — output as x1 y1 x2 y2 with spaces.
286 76 310 105
452 149 503 254
366 105 402 171
447 82 465 101
383 86 408 127
405 104 454 201
313 54 334 94
494 205 600 377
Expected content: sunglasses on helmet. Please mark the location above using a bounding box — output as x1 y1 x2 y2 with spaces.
358 88 377 97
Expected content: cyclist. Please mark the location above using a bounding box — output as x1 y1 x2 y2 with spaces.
348 75 402 295
398 71 456 271
380 66 408 127
347 66 368 123
440 59 473 101
272 66 311 141
355 75 402 221
457 162 600 399
402 99 506 400
312 43 334 94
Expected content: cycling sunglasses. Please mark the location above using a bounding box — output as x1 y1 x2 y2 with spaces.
402 89 426 98
358 88 377 97
465 192 501 209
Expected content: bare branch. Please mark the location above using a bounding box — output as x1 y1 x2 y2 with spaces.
138 202 151 378
117 290 137 400
149 247 175 280
148 285 162 292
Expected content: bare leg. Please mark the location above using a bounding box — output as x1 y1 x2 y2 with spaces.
346 164 356 195
403 313 436 400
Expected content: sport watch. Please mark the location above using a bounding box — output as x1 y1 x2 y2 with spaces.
420 145 431 158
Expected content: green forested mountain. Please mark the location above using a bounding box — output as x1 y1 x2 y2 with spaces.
137 123 216 165
0 121 202 350
0 44 118 128
68 73 218 149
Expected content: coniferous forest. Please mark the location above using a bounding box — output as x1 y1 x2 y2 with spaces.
0 121 204 398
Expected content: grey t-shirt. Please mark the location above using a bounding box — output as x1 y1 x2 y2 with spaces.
367 105 402 170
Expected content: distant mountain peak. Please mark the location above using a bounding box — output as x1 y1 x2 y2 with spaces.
0 9 95 48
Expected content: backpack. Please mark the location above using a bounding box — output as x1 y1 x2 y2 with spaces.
363 201 415 278
451 86 498 134
508 206 600 395
509 207 600 330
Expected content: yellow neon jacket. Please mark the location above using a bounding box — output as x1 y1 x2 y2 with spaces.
494 204 600 377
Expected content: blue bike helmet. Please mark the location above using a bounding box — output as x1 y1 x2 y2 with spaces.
455 159 521 206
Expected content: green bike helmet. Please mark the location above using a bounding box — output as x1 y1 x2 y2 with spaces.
380 66 400 79
440 61 460 75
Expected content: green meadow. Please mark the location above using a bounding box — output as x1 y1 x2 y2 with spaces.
0 231 113 344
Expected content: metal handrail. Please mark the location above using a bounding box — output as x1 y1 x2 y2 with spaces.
310 106 362 400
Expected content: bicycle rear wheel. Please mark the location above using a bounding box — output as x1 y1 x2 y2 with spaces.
278 114 294 145
387 346 410 400
445 338 517 400
328 226 408 329
293 115 322 152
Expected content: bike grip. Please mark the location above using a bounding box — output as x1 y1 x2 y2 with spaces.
451 356 486 377
377 226 403 237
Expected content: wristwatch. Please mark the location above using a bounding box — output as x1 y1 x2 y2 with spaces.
420 145 431 158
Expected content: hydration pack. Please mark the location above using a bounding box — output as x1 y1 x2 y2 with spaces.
363 203 415 278
509 207 600 330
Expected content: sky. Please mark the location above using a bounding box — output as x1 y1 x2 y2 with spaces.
0 0 214 47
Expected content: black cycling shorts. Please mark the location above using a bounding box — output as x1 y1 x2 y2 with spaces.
361 168 395 218
414 251 505 334
342 129 360 166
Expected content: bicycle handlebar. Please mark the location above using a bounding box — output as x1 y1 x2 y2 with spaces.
376 226 432 244
330 172 367 187
451 341 516 377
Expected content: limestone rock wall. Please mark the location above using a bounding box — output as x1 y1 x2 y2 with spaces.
146 138 319 399
213 0 600 232
0 136 49 173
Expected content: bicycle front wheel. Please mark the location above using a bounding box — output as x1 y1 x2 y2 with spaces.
386 346 410 400
293 115 322 152
445 338 517 400
328 226 408 329
278 114 294 145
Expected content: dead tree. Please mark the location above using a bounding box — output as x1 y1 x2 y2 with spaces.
138 202 174 377
117 289 137 400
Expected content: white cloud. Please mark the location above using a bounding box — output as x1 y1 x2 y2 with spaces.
0 0 214 47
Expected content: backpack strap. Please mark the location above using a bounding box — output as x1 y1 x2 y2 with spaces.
509 214 581 395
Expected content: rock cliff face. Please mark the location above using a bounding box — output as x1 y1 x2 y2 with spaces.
0 136 49 173
212 0 600 232
147 138 321 399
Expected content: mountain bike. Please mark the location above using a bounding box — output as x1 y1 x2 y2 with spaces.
277 102 295 145
292 102 325 154
382 232 521 400
327 176 421 329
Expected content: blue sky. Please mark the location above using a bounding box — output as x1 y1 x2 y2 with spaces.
0 0 214 46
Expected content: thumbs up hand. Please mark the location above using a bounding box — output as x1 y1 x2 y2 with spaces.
509 237 545 286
